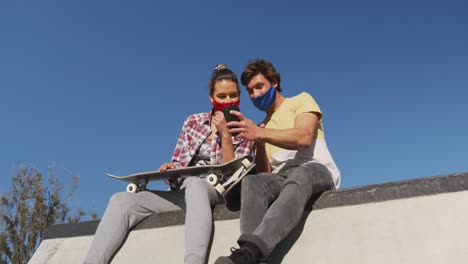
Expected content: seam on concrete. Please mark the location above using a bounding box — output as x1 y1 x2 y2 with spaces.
42 238 63 263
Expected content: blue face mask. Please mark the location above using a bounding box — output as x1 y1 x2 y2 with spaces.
251 86 277 111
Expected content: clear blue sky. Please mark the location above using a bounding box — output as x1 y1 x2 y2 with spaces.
1 1 467 218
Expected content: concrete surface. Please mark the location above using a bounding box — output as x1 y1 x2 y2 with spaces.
29 172 468 264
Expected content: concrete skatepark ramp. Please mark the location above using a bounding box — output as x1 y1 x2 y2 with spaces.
29 172 468 264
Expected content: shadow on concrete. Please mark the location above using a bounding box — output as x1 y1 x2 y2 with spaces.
109 231 130 264
205 214 216 264
267 193 323 264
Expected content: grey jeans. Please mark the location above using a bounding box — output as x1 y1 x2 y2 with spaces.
238 162 334 257
83 177 221 264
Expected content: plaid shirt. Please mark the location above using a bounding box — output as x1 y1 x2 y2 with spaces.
167 111 253 190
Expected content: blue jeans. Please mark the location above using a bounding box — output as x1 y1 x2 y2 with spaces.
238 162 334 257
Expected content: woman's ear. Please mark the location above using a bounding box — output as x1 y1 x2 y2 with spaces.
209 95 214 103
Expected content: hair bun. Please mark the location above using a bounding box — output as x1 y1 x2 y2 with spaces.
214 64 228 71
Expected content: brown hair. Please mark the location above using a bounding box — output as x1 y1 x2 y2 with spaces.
208 64 240 96
241 59 282 92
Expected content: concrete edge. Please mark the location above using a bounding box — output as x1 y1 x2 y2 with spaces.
43 171 468 240
312 172 468 209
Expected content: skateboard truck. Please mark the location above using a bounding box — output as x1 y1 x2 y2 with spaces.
206 173 226 193
208 158 252 195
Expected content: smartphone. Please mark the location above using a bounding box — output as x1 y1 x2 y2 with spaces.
222 105 240 136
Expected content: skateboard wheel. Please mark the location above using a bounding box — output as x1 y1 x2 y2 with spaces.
126 183 138 193
207 174 218 186
215 184 225 194
241 159 251 168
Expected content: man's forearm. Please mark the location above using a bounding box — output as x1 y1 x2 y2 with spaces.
259 127 315 150
254 143 271 173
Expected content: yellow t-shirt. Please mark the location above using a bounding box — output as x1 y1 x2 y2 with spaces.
263 92 323 159
261 92 341 188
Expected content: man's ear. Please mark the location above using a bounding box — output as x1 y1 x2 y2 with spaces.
272 82 278 89
209 95 214 103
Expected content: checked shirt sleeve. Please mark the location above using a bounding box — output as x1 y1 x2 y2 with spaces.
166 117 191 190
170 118 190 168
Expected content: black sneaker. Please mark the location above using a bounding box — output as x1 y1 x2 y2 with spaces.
215 247 257 264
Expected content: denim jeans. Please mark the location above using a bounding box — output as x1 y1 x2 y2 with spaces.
238 162 334 257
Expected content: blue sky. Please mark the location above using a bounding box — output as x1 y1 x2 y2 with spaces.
1 1 467 218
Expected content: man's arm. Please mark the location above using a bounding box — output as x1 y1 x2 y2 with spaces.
259 112 318 150
253 142 271 173
228 111 319 151
252 123 271 173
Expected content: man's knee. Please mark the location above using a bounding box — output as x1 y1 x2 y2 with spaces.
242 174 256 187
305 162 333 178
285 163 333 194
284 166 309 186
242 173 269 188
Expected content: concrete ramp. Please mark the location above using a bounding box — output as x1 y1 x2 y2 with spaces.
29 172 468 264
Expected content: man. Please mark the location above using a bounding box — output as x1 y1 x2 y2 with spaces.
215 59 340 264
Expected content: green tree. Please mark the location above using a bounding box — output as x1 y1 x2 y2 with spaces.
0 165 97 264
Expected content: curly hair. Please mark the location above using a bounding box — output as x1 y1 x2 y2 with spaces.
241 59 282 92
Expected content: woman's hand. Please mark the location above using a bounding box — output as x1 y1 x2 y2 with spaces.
158 162 176 172
212 111 229 137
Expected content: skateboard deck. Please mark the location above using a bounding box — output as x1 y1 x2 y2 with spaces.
222 163 257 211
106 156 254 195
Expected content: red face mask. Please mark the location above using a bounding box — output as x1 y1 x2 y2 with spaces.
212 99 240 112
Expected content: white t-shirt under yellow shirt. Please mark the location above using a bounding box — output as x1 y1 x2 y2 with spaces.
262 92 341 188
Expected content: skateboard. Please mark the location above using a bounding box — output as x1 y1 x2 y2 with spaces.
222 162 256 211
106 156 255 198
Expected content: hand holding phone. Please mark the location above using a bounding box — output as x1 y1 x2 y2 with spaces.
222 105 240 136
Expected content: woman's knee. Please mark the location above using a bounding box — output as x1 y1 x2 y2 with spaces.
184 177 209 192
108 192 138 212
183 178 212 201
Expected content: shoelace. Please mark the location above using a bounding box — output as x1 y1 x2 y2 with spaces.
229 247 253 263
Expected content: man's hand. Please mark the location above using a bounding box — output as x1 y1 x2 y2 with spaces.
158 162 176 172
227 110 263 142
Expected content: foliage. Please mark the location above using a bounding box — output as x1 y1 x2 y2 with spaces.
0 165 97 264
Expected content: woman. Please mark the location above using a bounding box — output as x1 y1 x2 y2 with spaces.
83 64 253 264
